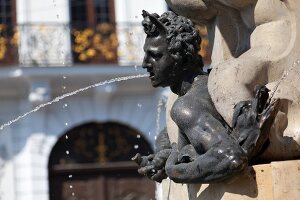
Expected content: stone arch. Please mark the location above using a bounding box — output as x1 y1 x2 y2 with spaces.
48 121 155 200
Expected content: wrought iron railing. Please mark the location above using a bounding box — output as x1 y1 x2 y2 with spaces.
0 23 210 67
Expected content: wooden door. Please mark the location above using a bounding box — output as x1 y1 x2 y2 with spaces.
49 122 156 200
50 163 155 200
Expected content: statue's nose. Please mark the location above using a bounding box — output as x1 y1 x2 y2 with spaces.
142 59 151 69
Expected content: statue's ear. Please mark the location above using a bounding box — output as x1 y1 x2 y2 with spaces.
142 10 167 37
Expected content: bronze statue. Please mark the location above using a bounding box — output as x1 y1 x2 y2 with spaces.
133 10 279 184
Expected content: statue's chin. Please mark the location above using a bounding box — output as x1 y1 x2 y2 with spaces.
150 81 160 88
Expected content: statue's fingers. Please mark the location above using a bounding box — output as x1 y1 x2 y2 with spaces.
232 101 250 127
151 169 166 183
138 165 155 175
259 99 279 128
131 153 142 165
237 132 248 144
147 154 155 161
152 157 164 168
251 96 259 115
253 85 270 113
166 150 179 167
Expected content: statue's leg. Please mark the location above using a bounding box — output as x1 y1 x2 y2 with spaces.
165 143 248 183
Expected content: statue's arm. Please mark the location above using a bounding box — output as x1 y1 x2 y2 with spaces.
166 109 248 183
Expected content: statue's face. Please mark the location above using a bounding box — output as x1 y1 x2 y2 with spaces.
142 36 177 88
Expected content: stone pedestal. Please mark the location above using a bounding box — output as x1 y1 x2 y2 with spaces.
162 160 300 200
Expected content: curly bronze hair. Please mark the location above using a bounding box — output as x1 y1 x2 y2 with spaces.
142 10 203 71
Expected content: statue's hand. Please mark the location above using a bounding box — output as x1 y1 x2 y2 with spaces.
132 150 171 183
132 153 156 178
232 85 279 158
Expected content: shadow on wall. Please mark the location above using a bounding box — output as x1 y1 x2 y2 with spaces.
188 167 258 200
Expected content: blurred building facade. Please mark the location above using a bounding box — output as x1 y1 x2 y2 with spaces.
0 0 169 199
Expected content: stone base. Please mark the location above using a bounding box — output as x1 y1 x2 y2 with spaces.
161 160 300 200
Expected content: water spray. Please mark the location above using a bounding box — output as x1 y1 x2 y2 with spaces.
0 74 148 130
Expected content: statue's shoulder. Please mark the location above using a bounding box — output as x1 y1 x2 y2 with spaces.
171 96 203 129
171 77 212 127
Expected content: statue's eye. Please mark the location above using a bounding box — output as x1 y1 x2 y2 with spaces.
150 51 162 60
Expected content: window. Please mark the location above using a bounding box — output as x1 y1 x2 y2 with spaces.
0 0 15 26
94 0 110 24
70 0 117 64
70 0 114 28
70 0 88 28
0 0 17 65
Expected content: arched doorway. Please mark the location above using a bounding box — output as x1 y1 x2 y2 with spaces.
48 122 155 200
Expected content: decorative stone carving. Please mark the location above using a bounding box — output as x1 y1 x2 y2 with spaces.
165 0 300 161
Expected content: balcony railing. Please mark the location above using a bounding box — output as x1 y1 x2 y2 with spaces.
0 23 143 67
0 23 210 67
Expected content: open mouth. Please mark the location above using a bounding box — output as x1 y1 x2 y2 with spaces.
149 72 155 78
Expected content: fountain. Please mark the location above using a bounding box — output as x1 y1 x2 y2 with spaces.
134 0 300 199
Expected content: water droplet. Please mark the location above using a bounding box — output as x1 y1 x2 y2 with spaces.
137 134 141 139
72 192 75 196
148 132 151 136
65 135 68 139
62 86 66 90
134 65 138 71
69 185 73 189
65 122 68 126
134 145 139 149
66 150 69 155
64 104 68 107
154 136 157 140
69 174 73 178
63 76 67 79
137 103 142 108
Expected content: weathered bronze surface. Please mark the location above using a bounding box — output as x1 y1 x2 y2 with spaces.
133 10 278 184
